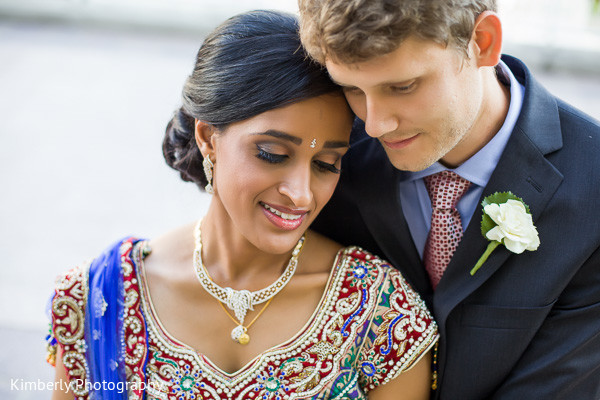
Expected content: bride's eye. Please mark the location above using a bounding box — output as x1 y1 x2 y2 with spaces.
256 147 288 164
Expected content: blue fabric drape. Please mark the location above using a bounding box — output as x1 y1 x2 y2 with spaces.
83 237 145 399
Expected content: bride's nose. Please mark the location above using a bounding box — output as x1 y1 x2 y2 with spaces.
277 164 313 208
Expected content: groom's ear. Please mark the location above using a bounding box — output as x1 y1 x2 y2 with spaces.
194 119 218 158
470 11 503 67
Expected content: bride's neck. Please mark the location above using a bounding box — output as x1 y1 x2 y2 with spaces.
199 207 298 289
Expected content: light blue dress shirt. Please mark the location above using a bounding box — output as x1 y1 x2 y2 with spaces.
398 61 525 258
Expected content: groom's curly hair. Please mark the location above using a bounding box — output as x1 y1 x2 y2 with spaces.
299 0 497 64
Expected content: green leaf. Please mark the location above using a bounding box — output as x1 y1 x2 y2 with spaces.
481 191 529 212
480 213 497 236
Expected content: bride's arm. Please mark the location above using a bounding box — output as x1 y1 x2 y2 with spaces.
367 350 433 400
51 347 75 400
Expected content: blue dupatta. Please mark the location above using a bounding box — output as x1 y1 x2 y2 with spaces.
84 238 148 399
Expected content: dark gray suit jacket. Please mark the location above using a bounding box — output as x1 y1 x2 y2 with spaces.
312 55 600 399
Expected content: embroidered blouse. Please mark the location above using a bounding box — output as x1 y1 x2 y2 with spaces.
47 239 438 399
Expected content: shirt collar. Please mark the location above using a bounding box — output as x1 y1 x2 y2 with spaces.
401 60 525 187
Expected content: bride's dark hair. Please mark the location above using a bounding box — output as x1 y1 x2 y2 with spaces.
163 10 342 190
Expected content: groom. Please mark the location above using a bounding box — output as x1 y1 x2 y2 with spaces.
299 0 600 398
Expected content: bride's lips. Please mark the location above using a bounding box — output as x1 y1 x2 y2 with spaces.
260 202 308 231
382 134 419 150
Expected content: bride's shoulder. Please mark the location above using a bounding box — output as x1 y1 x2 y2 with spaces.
303 230 397 271
52 235 139 287
146 223 194 255
142 223 195 279
334 244 391 270
332 245 418 289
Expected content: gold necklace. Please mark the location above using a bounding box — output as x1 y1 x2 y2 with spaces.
218 297 274 345
193 219 305 344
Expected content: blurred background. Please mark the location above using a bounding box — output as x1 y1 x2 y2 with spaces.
0 0 598 398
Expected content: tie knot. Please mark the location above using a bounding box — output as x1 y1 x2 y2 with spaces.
424 171 471 210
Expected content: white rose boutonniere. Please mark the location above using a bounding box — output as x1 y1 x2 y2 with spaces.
470 192 540 275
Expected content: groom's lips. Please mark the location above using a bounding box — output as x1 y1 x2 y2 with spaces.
382 134 419 149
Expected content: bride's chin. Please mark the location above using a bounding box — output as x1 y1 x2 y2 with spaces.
251 230 307 256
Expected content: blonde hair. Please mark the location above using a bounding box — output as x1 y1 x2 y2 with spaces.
299 0 497 64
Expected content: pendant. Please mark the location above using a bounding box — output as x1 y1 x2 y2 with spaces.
231 325 250 345
225 288 254 323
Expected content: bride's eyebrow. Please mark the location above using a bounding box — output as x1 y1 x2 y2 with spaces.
251 130 349 149
251 130 302 145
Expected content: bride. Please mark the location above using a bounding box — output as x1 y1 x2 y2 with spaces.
48 10 437 400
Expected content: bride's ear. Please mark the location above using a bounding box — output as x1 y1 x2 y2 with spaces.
195 119 218 158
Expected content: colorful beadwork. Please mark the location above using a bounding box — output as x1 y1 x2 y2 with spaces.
48 241 438 399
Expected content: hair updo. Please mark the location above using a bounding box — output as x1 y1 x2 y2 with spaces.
163 10 343 190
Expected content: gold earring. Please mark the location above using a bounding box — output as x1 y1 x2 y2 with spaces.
203 157 214 194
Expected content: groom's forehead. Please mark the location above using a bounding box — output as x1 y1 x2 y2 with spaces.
324 38 456 87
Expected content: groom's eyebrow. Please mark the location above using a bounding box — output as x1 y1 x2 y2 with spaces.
252 130 302 145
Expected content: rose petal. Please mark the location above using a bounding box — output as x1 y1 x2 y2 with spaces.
506 199 526 212
486 226 505 242
503 237 528 254
525 231 540 251
483 203 502 224
484 199 540 252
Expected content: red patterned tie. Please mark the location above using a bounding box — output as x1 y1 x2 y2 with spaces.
424 171 472 289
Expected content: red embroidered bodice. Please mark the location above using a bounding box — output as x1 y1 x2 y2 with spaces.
48 239 438 399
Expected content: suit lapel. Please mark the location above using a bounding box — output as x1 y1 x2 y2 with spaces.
435 130 563 318
434 55 564 321
353 140 433 301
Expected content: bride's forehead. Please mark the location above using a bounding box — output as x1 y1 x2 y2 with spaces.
222 95 352 142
